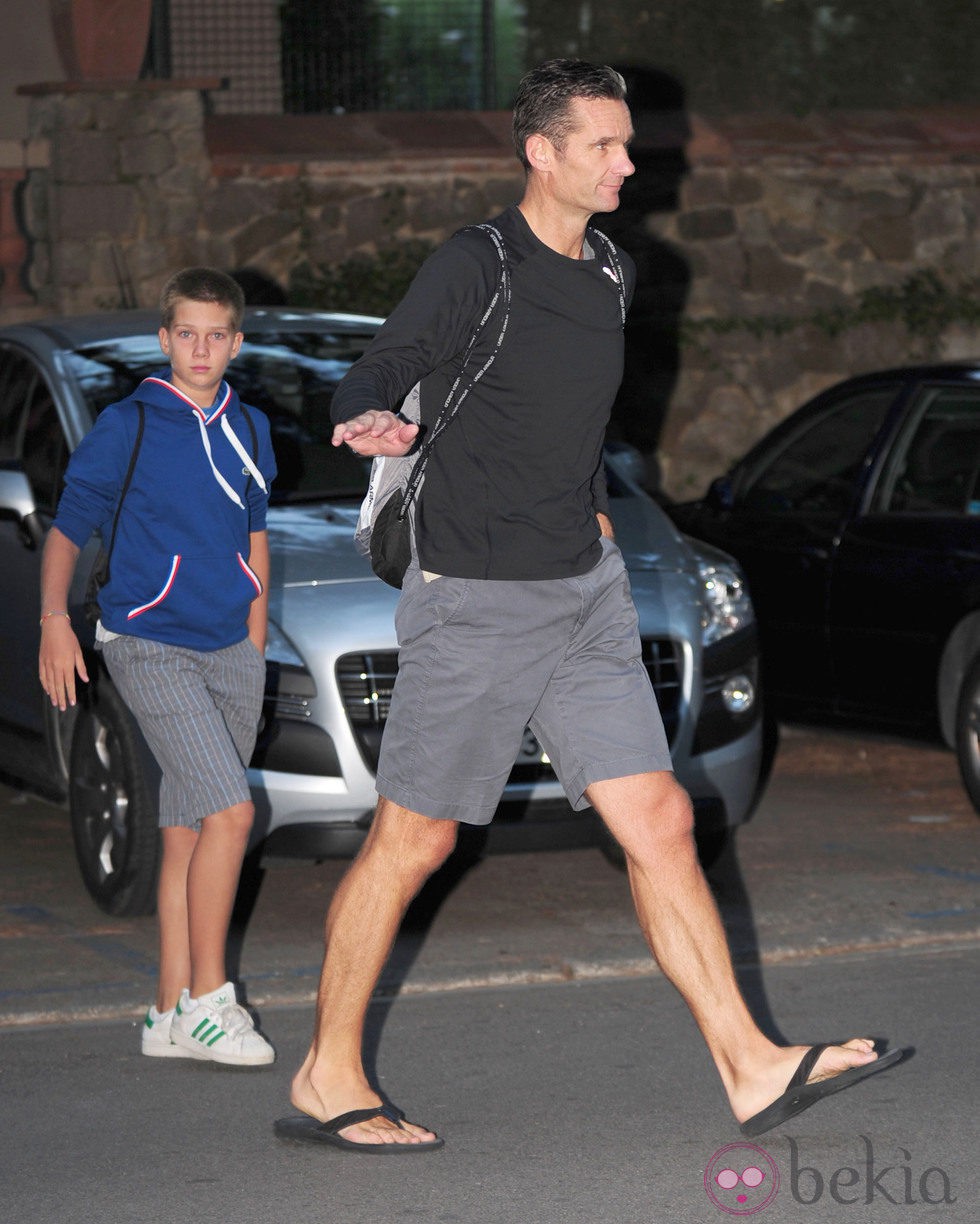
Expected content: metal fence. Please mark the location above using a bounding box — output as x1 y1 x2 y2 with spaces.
281 0 503 114
155 0 520 115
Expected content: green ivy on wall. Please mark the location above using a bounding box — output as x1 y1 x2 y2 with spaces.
683 271 980 359
289 240 436 317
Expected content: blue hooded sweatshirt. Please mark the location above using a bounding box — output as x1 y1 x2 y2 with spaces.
54 373 277 652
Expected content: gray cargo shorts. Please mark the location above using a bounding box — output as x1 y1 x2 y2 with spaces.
101 634 265 830
376 537 672 824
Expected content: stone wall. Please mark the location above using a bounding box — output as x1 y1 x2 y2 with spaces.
649 110 980 497
12 84 980 496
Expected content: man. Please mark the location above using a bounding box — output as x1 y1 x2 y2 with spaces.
275 59 901 1153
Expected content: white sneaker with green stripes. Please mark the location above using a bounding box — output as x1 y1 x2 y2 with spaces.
141 1004 196 1058
170 982 275 1066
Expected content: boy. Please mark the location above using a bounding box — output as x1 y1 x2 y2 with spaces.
38 267 277 1065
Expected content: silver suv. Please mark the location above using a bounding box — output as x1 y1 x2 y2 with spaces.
0 308 763 914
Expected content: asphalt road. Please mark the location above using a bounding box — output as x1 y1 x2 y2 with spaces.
1 724 978 1222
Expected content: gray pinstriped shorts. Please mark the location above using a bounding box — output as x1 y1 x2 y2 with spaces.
101 634 265 830
376 537 672 825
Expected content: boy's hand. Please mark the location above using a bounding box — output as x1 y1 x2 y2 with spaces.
332 410 419 457
38 619 89 711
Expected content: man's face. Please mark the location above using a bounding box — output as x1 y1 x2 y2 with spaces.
158 298 242 408
546 96 635 217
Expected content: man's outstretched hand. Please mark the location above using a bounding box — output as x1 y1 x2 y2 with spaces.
332 411 419 457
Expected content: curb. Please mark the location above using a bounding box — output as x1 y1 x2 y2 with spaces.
2 928 977 1031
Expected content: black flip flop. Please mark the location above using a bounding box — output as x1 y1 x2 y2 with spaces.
740 1044 906 1137
273 1103 444 1153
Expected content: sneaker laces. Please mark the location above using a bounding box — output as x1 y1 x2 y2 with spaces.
213 1001 255 1036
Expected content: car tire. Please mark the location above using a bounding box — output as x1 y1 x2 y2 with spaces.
955 655 980 816
69 677 160 916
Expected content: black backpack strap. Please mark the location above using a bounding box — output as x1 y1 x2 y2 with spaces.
103 401 145 583
399 222 511 518
239 402 259 500
589 228 627 325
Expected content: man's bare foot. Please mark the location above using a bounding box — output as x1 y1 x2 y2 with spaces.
729 1038 906 1137
289 1052 439 1147
731 1038 878 1124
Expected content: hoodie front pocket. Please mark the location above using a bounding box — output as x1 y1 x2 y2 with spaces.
126 555 181 620
125 553 261 626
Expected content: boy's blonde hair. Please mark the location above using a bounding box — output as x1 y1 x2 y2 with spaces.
159 267 246 331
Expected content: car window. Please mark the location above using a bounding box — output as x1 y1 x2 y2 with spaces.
876 386 980 515
21 384 67 514
64 327 378 502
737 387 897 514
0 345 67 512
0 346 41 462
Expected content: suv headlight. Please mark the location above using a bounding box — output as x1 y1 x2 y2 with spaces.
698 560 754 645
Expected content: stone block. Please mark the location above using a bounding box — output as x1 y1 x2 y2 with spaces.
681 169 728 208
406 183 463 231
740 208 772 245
203 181 280 231
912 190 967 249
804 279 849 311
232 210 301 266
744 245 805 294
344 192 396 247
772 219 823 257
120 133 175 179
728 169 765 206
58 183 139 240
859 215 915 262
52 130 116 183
677 206 736 242
697 237 747 290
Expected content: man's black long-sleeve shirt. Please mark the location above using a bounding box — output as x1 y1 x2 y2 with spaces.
331 204 635 580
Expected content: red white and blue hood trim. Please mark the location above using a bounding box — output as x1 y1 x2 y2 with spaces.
140 377 268 508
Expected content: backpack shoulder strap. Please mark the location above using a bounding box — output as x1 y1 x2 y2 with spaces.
103 400 145 575
588 228 627 325
239 402 259 498
399 223 511 514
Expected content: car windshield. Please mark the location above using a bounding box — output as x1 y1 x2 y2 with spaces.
64 324 633 507
64 327 377 503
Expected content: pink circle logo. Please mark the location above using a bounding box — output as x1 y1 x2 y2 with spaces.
704 1143 780 1215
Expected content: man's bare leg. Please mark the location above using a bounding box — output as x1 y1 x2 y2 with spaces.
291 798 458 1146
587 771 879 1123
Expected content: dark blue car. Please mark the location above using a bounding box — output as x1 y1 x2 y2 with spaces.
668 362 980 814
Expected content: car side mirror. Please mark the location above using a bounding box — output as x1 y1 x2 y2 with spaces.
0 464 44 549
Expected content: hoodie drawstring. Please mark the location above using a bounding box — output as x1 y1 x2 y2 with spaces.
195 412 246 507
221 415 268 494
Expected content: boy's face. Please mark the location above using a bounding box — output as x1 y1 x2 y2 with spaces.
158 298 243 408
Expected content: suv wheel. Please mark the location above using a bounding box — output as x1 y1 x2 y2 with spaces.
956 656 980 816
69 679 160 916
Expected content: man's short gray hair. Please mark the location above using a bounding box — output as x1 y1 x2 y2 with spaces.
512 59 627 171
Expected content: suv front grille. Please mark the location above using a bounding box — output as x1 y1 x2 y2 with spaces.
642 637 683 745
336 653 398 729
337 638 685 773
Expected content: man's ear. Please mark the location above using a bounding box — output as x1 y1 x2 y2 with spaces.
525 132 554 173
158 326 170 356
